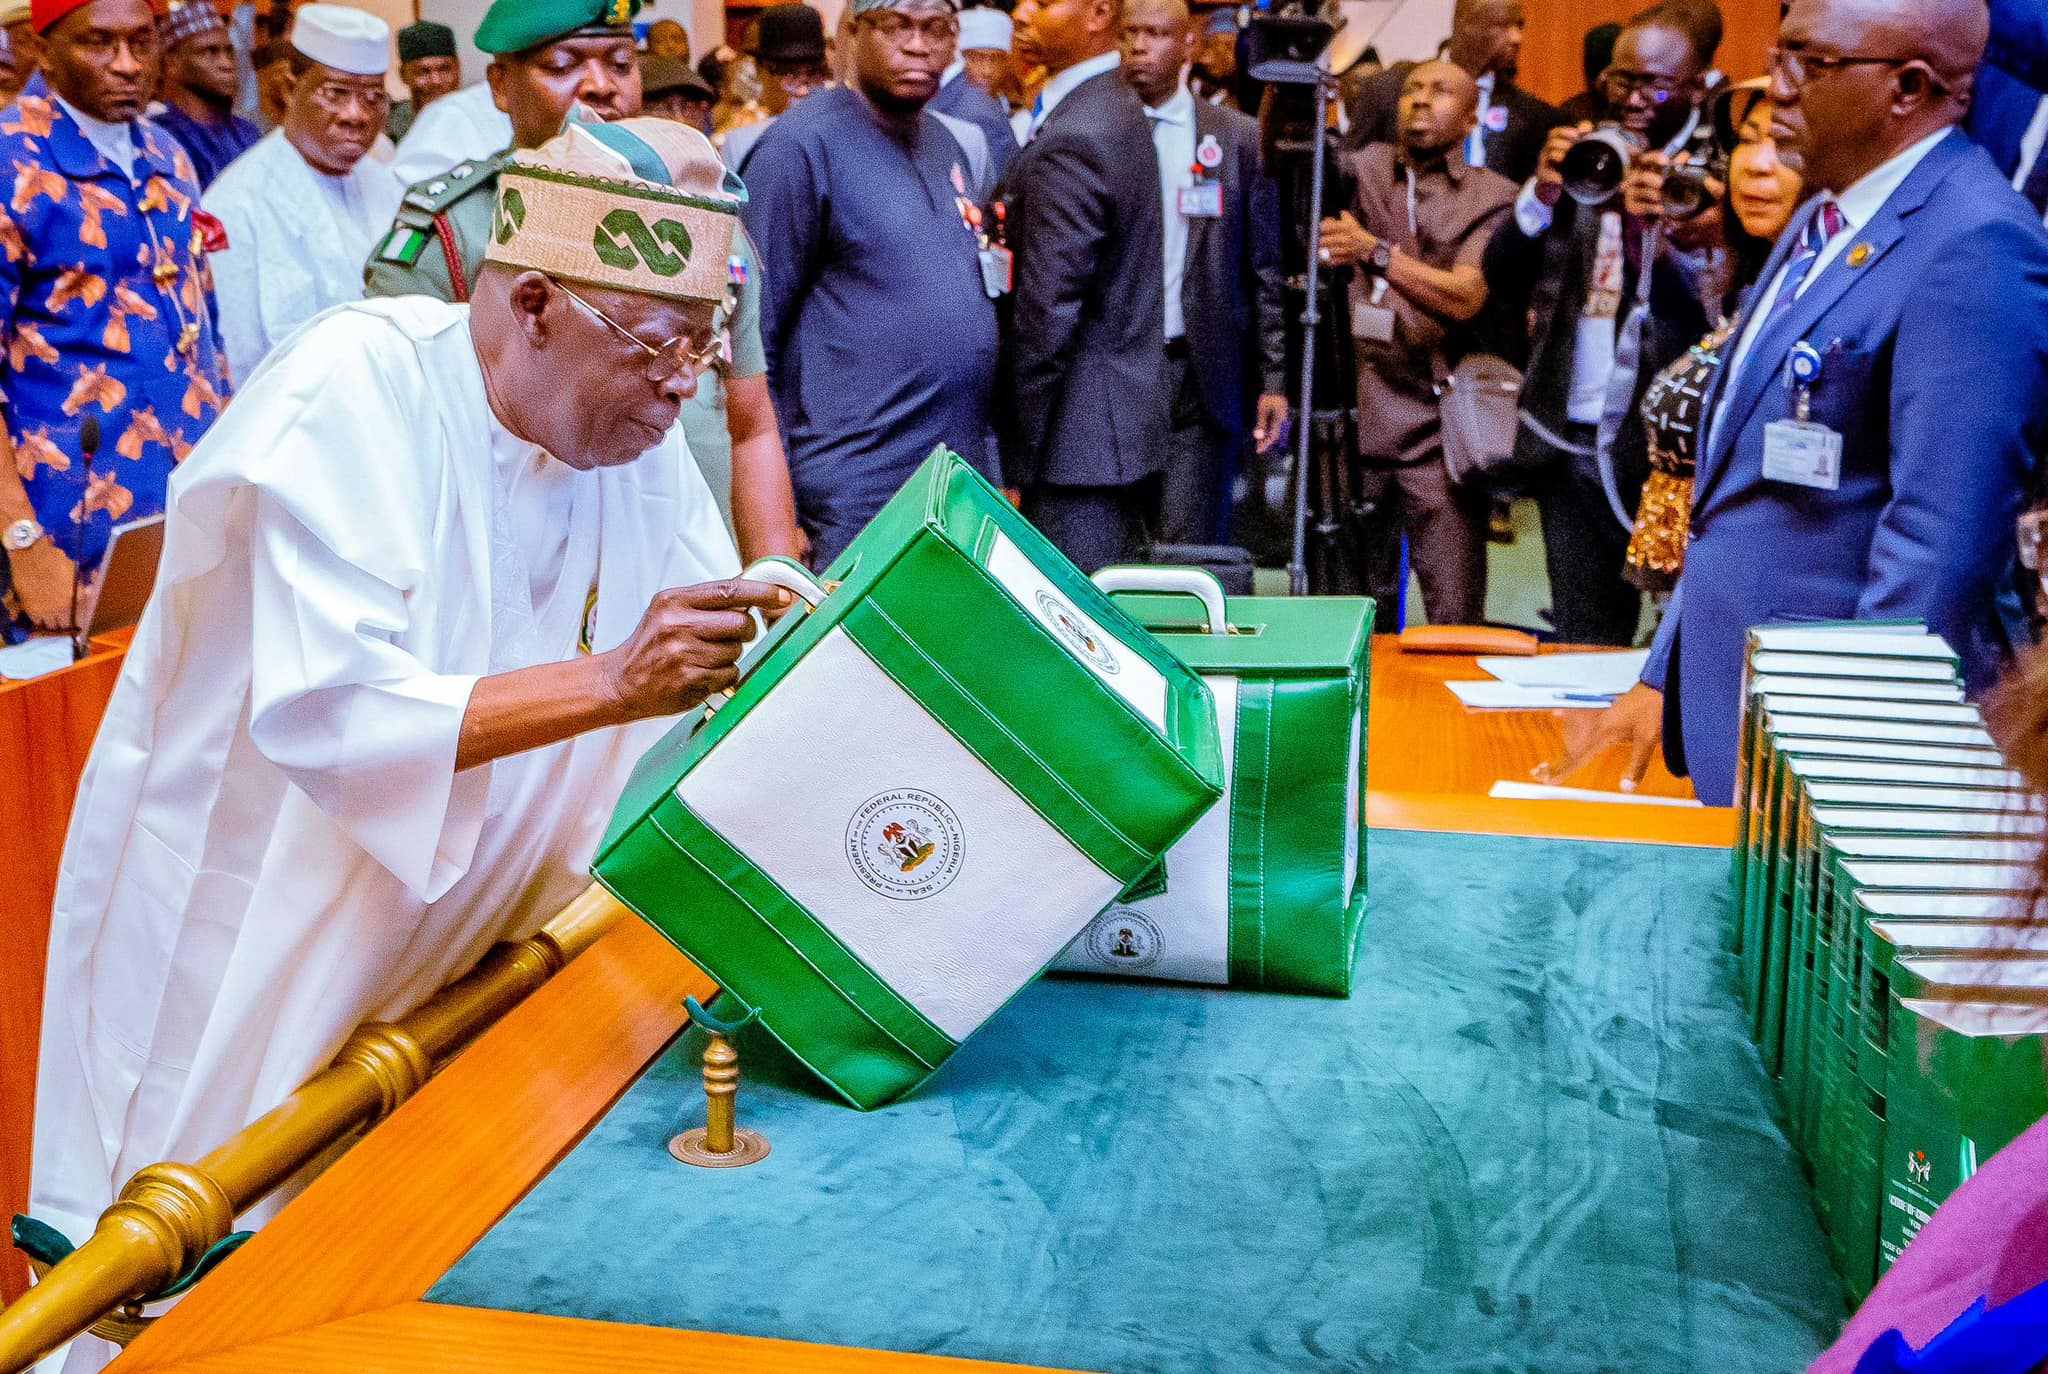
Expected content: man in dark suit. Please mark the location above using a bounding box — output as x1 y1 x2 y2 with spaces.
999 0 1169 572
1541 0 2048 806
1971 0 2048 211
1121 0 1286 545
1341 0 1562 185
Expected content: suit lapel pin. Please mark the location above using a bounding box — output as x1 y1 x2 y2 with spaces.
1846 243 1872 269
1195 135 1223 172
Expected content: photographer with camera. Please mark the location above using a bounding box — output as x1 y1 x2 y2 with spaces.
1482 4 1715 647
1319 60 1515 625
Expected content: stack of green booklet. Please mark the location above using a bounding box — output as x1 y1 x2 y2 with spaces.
1729 623 2046 1303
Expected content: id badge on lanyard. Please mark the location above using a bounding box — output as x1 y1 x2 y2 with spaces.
1761 341 1843 491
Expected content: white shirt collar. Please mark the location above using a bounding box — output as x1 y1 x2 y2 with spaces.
1831 126 1952 233
1036 49 1120 124
53 92 137 172
1148 76 1195 125
940 57 965 87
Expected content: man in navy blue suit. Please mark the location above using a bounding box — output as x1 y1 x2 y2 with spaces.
1540 0 2048 807
1970 0 2048 207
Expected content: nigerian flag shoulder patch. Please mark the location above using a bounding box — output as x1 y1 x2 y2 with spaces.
378 227 429 266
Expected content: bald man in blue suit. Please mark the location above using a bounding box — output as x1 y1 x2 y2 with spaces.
1541 0 2048 807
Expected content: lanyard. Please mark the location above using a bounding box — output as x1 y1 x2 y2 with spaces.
1404 165 1419 243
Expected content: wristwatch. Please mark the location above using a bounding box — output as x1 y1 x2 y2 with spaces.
3 518 44 552
1369 241 1395 274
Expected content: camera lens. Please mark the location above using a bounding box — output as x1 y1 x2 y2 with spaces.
1560 126 1640 206
1661 164 1712 219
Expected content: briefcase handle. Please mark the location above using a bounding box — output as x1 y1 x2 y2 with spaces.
701 558 831 721
1092 566 1229 637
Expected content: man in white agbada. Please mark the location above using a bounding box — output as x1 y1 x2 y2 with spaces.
385 78 513 184
204 4 404 379
28 116 782 1372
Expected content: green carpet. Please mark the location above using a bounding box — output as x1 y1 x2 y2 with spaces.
428 829 1842 1371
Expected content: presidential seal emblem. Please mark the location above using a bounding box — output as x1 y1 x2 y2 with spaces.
846 790 966 901
1035 590 1121 675
1081 906 1164 972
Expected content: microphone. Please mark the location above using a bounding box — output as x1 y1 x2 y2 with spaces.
71 413 99 661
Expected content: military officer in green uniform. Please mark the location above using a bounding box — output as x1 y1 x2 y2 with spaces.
365 0 644 303
365 0 804 566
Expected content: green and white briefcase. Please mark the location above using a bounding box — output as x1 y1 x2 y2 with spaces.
592 450 1226 1110
1053 568 1373 996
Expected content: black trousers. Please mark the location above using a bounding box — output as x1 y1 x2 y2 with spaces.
1534 422 1644 646
1023 481 1158 575
1157 346 1229 546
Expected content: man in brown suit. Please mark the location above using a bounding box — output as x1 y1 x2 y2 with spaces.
1320 60 1514 624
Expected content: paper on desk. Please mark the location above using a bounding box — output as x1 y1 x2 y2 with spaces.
1489 780 1703 808
0 636 74 682
1476 649 1650 696
1448 680 1614 710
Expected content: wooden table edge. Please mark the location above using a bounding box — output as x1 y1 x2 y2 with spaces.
128 1301 1075 1373
1367 791 1736 848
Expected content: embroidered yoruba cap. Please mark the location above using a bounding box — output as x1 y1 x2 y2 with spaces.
475 0 640 56
486 117 740 304
161 0 224 47
396 20 457 62
291 3 391 75
956 6 1009 51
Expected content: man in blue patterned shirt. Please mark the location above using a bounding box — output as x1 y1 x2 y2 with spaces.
0 0 231 636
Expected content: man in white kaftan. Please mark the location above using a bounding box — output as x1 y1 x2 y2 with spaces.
386 80 514 184
29 117 775 1374
205 5 402 379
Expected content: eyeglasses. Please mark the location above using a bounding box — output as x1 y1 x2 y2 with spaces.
858 11 961 44
555 279 725 381
309 81 391 116
1600 68 1682 103
1766 45 1921 89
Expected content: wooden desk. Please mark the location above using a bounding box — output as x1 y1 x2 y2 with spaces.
1365 636 1733 848
1 632 129 1303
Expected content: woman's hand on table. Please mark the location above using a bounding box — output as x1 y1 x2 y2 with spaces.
1532 681 1665 793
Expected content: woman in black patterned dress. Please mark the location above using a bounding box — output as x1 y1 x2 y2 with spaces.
1627 82 1806 591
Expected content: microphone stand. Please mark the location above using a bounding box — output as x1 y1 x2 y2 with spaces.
1287 70 1335 597
71 413 100 661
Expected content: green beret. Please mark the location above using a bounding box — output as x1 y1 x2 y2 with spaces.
397 21 457 62
474 0 642 55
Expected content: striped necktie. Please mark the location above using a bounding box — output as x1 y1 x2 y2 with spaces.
1766 200 1845 323
1026 92 1046 140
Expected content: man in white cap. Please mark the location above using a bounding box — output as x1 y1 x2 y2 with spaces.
205 3 403 379
30 116 779 1374
954 3 1015 101
929 3 1014 175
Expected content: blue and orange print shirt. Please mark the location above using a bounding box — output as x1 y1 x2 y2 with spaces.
0 74 232 575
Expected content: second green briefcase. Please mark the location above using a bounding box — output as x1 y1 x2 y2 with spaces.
1053 568 1373 996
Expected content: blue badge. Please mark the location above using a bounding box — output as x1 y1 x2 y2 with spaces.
1786 341 1824 388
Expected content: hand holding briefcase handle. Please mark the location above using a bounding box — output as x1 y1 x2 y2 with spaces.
700 558 830 720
